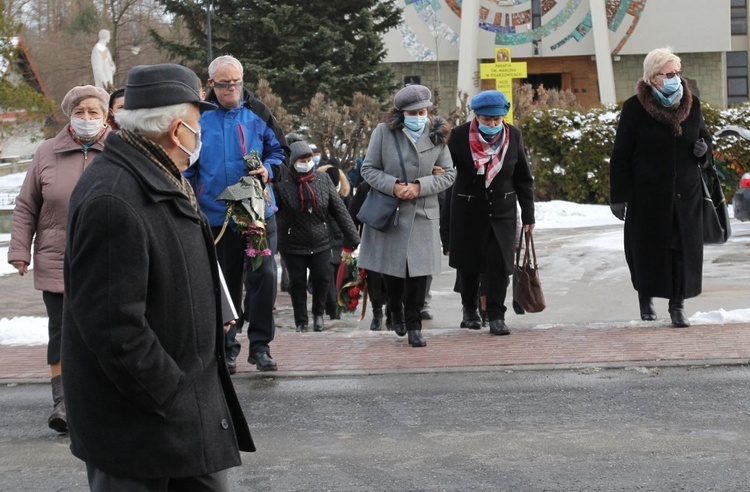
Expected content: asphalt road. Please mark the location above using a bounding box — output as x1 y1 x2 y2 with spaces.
2 366 750 491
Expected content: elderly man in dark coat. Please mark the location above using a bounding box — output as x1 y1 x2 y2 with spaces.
62 63 253 490
447 90 535 336
610 47 712 328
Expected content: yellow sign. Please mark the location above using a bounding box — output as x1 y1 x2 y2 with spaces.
478 47 528 124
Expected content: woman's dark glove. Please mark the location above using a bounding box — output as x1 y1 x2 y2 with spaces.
693 138 708 157
610 202 627 221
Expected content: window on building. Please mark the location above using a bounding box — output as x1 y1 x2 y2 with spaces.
531 0 541 29
727 51 748 105
731 0 747 35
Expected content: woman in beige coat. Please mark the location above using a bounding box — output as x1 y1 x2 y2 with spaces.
8 85 110 433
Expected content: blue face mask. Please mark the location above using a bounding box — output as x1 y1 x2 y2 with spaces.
404 115 427 132
478 123 503 136
661 76 681 95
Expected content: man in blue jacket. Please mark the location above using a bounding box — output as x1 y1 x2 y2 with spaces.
185 55 288 373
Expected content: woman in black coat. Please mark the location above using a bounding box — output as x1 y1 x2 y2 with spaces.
610 46 712 328
275 141 360 333
447 90 535 336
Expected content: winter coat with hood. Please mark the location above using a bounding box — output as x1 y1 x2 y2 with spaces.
610 79 712 299
317 164 352 264
8 124 110 293
357 113 455 278
274 168 359 256
446 120 535 277
184 87 289 227
62 133 253 479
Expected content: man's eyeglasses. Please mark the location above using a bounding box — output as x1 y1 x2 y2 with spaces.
656 71 682 79
212 81 244 89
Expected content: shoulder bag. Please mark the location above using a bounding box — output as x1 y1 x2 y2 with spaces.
357 132 408 232
512 228 546 313
701 161 731 244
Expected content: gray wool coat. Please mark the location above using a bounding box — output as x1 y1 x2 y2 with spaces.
357 117 455 278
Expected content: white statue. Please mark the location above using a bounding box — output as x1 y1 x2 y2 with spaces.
91 29 116 89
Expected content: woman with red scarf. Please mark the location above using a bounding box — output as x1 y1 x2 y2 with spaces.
274 141 360 333
446 90 535 336
8 85 110 433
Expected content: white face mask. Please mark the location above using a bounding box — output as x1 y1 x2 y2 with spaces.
294 160 315 173
70 117 104 139
177 120 202 167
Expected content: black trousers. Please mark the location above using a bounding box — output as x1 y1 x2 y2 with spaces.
282 250 330 326
212 215 277 360
86 463 228 492
326 258 340 315
42 291 63 365
241 215 278 356
382 273 427 331
458 233 509 321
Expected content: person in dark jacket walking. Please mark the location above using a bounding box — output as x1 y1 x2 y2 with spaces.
447 90 535 336
62 64 253 490
275 141 360 333
610 46 712 328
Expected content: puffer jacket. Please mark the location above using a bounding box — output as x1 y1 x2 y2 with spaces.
8 125 109 293
274 170 359 255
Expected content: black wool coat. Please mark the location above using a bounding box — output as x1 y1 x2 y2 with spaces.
274 170 360 255
447 121 535 276
610 80 711 299
62 133 254 479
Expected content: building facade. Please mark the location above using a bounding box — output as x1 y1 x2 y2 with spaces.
382 0 739 109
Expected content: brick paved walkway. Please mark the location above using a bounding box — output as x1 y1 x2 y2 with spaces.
3 322 749 381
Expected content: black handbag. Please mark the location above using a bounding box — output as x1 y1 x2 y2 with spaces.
700 162 731 244
357 132 408 232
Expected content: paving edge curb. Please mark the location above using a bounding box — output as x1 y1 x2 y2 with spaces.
3 358 749 385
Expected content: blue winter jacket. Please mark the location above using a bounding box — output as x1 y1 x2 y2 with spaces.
185 88 289 227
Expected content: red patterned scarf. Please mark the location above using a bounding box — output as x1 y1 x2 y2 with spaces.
469 118 510 188
290 169 318 212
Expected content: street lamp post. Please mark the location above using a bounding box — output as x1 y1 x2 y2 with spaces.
206 0 213 64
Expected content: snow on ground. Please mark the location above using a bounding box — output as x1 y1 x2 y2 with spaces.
1 172 749 346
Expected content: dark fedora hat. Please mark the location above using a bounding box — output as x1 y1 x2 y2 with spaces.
124 63 216 113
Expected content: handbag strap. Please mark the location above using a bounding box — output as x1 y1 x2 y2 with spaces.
392 132 408 183
527 229 538 269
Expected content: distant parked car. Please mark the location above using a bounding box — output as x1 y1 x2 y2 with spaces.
714 125 750 222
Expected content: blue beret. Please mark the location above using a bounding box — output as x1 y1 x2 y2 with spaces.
470 90 510 116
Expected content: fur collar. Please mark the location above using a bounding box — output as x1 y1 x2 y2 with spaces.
386 110 451 146
635 79 692 136
316 164 351 198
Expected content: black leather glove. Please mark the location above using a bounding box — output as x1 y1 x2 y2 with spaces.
693 138 708 157
610 202 627 221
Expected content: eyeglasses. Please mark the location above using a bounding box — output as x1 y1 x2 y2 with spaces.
656 71 682 79
212 81 243 89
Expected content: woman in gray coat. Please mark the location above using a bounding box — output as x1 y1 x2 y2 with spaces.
358 85 455 347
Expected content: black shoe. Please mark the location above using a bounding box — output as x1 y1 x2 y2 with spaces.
480 309 488 327
407 329 426 347
329 312 341 320
668 299 690 328
226 357 237 375
489 319 511 336
460 307 482 330
295 323 308 333
639 296 657 321
512 300 526 315
248 352 278 372
385 317 393 331
370 316 383 331
313 315 324 332
420 310 433 320
392 312 406 337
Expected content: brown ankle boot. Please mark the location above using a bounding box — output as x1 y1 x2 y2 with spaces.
48 375 67 433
